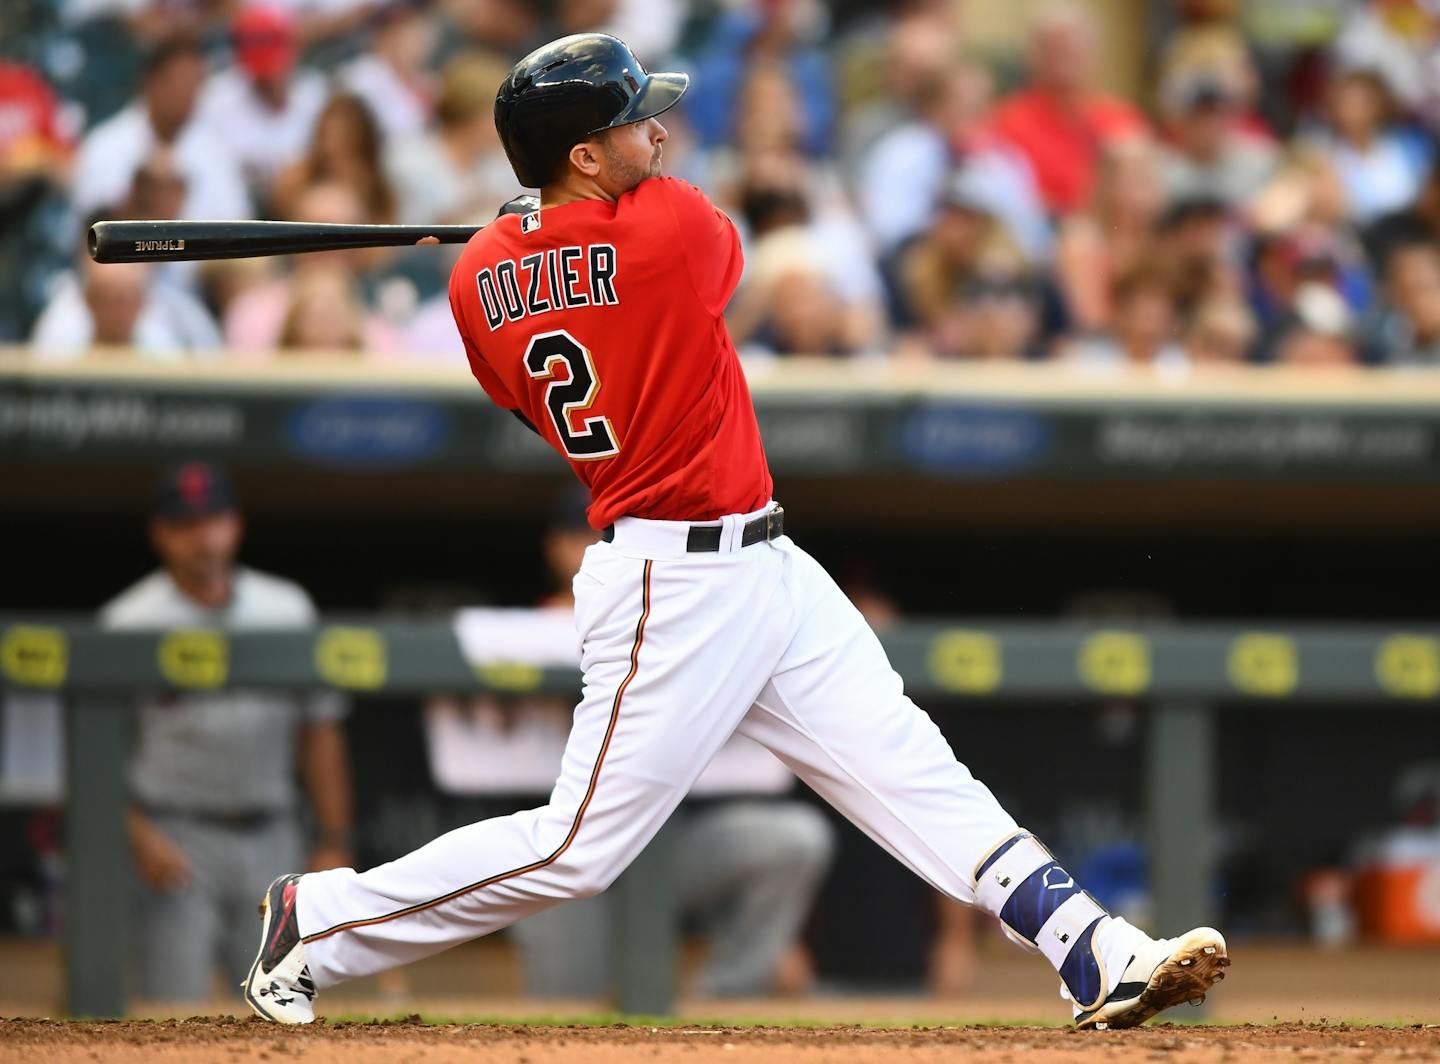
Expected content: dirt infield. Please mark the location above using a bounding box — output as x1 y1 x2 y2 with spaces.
2 1018 1437 1064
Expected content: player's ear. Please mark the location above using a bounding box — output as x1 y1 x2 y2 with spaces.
568 139 603 179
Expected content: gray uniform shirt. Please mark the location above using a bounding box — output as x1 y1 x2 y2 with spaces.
99 567 346 815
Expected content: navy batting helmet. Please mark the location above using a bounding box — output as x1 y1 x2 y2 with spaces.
494 33 689 189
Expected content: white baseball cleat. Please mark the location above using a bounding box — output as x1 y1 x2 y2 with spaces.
241 873 318 1024
1074 924 1230 1030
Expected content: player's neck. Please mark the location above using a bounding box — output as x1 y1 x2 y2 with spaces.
541 175 617 208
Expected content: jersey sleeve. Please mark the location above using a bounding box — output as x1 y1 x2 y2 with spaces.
653 178 744 317
448 260 519 411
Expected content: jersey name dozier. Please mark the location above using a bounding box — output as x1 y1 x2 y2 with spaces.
134 239 186 252
474 243 618 331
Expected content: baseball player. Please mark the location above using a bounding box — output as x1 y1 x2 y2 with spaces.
243 33 1229 1028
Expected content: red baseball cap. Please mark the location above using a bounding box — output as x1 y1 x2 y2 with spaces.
233 5 298 81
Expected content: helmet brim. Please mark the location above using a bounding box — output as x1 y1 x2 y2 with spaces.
602 70 689 131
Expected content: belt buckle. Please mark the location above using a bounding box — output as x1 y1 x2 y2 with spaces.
766 507 783 540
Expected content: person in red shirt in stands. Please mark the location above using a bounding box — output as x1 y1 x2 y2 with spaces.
0 62 72 176
0 61 74 339
989 3 1148 216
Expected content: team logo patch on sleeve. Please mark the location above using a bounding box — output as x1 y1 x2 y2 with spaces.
521 212 542 234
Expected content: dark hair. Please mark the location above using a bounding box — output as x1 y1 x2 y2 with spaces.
741 184 809 236
1111 268 1173 307
315 93 383 161
1382 237 1440 279
298 93 396 222
1160 195 1228 231
142 34 205 82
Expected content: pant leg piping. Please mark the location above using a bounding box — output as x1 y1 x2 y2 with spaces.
301 559 654 944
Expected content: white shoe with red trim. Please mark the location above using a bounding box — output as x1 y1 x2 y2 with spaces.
242 873 318 1025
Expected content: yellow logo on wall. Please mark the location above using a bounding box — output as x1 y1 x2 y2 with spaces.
1227 633 1298 697
1078 631 1150 696
0 625 68 688
475 661 544 692
928 630 1002 694
158 630 228 688
1376 635 1440 699
316 627 387 690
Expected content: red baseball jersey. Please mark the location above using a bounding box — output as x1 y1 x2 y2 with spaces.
448 177 773 530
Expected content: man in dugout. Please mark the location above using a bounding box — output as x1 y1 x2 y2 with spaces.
100 461 354 1003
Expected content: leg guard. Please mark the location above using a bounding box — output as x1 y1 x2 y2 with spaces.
972 830 1110 1011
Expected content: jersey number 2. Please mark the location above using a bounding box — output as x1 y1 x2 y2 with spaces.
523 329 620 460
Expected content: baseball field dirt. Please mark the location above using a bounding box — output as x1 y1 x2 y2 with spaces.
2 1017 1438 1064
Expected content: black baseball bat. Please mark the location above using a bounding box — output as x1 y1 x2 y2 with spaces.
89 219 484 263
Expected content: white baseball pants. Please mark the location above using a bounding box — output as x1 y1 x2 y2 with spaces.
296 505 1019 988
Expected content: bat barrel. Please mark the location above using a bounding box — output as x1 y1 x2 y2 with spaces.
88 220 484 263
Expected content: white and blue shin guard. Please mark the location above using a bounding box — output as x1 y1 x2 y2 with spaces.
973 830 1111 1012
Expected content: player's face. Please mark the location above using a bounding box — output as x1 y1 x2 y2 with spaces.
151 512 243 592
597 117 668 194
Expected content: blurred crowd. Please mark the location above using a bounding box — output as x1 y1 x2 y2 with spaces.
9 0 1440 367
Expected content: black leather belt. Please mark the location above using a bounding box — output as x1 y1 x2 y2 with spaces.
603 506 784 552
141 805 286 830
